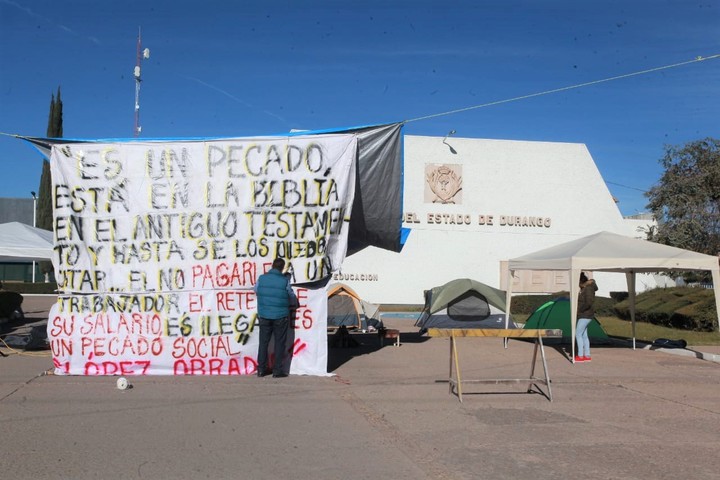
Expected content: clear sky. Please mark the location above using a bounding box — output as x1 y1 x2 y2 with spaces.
0 0 718 216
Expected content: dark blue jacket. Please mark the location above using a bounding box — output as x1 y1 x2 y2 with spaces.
255 269 293 320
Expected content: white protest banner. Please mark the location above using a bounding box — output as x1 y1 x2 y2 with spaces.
48 134 357 375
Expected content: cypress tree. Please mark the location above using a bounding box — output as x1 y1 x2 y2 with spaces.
37 87 63 279
36 162 52 231
48 87 63 138
46 92 56 136
37 87 61 230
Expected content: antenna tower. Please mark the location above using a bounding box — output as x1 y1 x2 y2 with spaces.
133 27 150 137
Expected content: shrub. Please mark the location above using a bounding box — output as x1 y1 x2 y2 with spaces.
509 294 555 315
509 293 615 316
0 281 58 294
594 296 616 317
610 291 629 302
614 287 718 332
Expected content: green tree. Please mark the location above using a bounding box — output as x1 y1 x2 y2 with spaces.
37 87 63 280
645 138 720 258
36 161 52 230
37 86 62 231
46 86 64 137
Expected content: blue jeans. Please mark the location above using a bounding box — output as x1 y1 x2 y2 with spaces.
576 317 592 357
257 317 289 375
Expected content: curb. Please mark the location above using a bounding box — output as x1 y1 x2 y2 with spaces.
609 337 720 364
641 344 720 364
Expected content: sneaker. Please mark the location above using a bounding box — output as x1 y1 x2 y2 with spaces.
583 356 592 362
574 356 585 363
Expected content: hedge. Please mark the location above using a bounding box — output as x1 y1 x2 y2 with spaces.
0 281 58 294
614 287 718 332
509 292 615 317
511 287 717 332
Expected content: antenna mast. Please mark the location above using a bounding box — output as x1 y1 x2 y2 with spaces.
133 27 150 137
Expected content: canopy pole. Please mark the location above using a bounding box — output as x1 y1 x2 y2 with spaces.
626 271 637 350
569 269 580 362
504 268 515 349
711 268 720 334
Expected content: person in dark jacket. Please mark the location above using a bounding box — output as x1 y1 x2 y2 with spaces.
575 272 598 363
254 258 298 378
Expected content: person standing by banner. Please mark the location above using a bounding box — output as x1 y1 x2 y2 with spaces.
575 272 598 363
254 258 298 378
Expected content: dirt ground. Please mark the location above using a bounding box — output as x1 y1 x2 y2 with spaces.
1 295 719 480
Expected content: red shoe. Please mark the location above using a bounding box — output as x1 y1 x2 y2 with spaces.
583 356 592 362
574 356 585 363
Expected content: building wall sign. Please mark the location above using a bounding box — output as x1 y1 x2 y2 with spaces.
403 212 552 228
332 272 379 282
337 135 639 304
425 164 462 204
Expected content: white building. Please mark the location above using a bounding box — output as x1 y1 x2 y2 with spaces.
334 135 661 304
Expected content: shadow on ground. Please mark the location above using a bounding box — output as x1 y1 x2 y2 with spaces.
0 314 49 355
511 335 661 363
327 330 429 372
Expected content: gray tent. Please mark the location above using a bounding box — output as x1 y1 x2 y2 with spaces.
416 278 516 330
0 222 52 320
0 222 54 262
327 283 381 330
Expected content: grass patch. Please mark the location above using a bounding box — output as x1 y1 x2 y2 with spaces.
599 316 720 346
516 313 720 345
454 311 720 346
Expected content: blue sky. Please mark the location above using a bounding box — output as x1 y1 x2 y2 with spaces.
0 0 718 216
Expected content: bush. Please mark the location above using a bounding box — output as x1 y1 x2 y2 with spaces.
614 287 718 332
509 292 615 316
509 294 558 315
594 296 617 317
610 291 629 302
0 281 58 294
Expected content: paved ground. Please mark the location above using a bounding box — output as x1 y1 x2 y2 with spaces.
1 296 719 480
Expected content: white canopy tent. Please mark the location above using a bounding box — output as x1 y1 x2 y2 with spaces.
505 231 720 362
0 222 54 262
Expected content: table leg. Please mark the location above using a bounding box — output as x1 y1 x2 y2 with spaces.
451 336 463 403
539 335 552 401
448 336 453 395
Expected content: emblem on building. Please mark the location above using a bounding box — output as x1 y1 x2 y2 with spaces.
425 164 462 204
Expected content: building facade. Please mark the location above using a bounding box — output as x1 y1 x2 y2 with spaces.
334 135 658 304
0 197 34 225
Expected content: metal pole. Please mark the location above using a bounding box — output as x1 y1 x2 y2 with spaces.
134 27 150 137
134 27 142 137
31 192 37 283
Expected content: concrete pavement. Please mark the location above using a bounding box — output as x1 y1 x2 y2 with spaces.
1 296 719 480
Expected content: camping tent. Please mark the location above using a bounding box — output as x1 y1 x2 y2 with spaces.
505 231 720 361
523 297 609 342
0 222 54 262
327 283 381 330
416 278 516 330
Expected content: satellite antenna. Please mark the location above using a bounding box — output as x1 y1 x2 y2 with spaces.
134 27 150 137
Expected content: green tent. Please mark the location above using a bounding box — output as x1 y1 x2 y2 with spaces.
523 298 609 342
